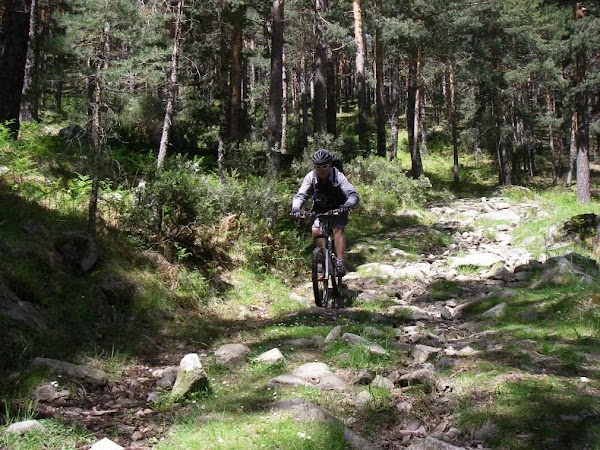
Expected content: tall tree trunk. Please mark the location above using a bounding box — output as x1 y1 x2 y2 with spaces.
353 0 367 150
574 1 590 203
88 21 109 238
567 112 577 186
326 46 337 136
420 86 427 157
301 54 310 141
229 5 245 147
291 68 299 124
449 59 459 184
265 0 284 177
408 45 423 178
406 45 419 177
313 0 327 134
545 82 559 184
217 0 230 183
0 0 33 138
20 0 38 123
281 48 288 154
375 2 385 157
157 0 184 172
388 63 400 161
264 0 284 228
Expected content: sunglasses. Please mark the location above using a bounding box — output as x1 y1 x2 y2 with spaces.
314 164 330 169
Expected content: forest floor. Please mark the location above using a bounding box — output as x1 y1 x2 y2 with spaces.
5 191 600 450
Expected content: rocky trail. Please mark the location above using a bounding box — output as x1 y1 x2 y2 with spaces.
7 196 599 450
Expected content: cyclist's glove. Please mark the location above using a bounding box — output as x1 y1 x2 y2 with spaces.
291 208 301 218
338 205 351 214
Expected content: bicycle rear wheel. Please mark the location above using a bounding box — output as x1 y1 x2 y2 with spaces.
312 247 329 307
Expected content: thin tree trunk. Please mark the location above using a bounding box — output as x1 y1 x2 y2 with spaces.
217 0 230 183
449 59 459 184
88 21 109 238
326 46 337 136
545 83 558 184
301 53 310 142
313 0 327 134
281 48 288 154
420 85 427 157
0 0 33 138
567 112 577 186
409 46 423 178
157 0 184 172
291 68 299 124
229 5 245 147
265 0 284 177
375 1 385 157
20 0 38 123
353 0 367 149
388 63 399 161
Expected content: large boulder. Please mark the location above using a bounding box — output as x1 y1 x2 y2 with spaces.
0 280 47 330
171 353 208 400
214 343 251 367
32 357 108 386
54 233 98 274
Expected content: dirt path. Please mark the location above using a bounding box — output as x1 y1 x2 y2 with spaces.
29 196 559 449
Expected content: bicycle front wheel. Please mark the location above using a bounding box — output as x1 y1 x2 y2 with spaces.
312 247 329 307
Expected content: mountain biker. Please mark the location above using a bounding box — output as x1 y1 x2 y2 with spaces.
291 149 359 276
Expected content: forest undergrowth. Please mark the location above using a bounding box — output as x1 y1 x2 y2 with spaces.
1 123 600 449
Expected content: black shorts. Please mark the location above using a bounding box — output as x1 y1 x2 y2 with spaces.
312 211 349 231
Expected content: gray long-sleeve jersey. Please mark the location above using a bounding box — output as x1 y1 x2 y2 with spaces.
291 168 359 212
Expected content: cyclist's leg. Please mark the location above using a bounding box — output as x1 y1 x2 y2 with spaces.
332 228 345 260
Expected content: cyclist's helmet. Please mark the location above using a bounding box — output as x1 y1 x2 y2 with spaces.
312 149 333 165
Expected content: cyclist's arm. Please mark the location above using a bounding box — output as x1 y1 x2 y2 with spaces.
337 172 359 209
291 171 314 211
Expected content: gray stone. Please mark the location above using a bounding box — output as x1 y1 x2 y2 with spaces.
33 384 69 402
457 346 479 357
6 420 44 434
147 392 162 403
266 374 312 388
400 366 435 385
364 326 385 337
156 367 178 389
32 358 108 386
292 362 347 390
89 438 125 450
171 353 208 400
324 325 342 344
481 210 520 223
367 344 389 357
451 253 503 268
481 302 507 318
54 233 98 274
292 362 332 380
256 348 285 364
352 369 376 385
355 390 375 408
371 375 394 389
396 401 413 414
342 332 370 346
0 281 48 330
214 343 250 367
412 344 442 363
436 358 459 369
406 436 466 449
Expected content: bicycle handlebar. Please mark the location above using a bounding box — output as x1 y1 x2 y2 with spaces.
290 208 348 219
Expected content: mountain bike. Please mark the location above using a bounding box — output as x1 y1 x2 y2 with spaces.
294 209 344 308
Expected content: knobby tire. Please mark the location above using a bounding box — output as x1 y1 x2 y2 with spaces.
312 247 329 307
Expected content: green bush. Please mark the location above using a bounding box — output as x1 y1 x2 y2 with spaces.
346 156 428 211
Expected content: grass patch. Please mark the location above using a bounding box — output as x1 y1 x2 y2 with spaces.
0 418 93 450
158 414 349 450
